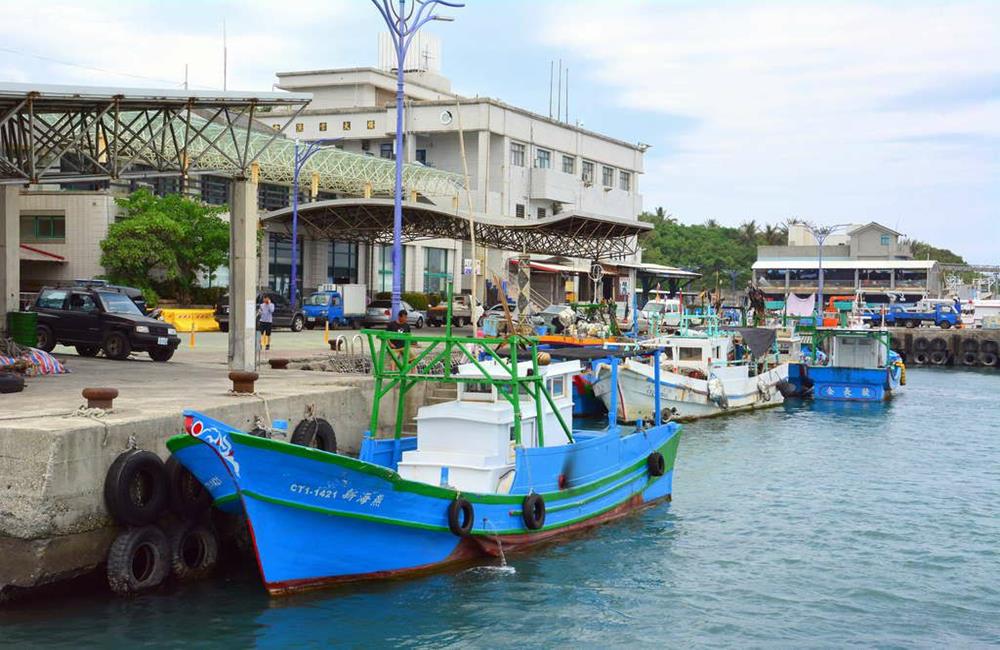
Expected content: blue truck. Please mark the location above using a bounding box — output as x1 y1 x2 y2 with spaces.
868 301 960 329
301 284 367 330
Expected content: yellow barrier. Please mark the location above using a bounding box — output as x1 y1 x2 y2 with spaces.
159 308 220 333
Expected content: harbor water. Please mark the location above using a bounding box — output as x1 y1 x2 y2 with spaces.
2 368 998 647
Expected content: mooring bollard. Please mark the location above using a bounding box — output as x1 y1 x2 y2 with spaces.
228 371 259 393
82 387 119 409
269 358 289 370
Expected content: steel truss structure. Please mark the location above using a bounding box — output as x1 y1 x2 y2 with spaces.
263 198 650 260
0 83 464 197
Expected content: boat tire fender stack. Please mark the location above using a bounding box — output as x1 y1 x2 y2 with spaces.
104 450 169 527
165 456 212 519
106 524 171 595
447 498 475 537
169 522 219 581
522 493 546 530
647 452 666 477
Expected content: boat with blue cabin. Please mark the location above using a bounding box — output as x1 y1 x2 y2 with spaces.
167 325 681 595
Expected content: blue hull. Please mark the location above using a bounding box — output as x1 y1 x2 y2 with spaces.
790 364 902 402
170 411 680 594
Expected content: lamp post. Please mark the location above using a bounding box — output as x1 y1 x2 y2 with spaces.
798 222 851 320
290 138 339 309
371 0 463 317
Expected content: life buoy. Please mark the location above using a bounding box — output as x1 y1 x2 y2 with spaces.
169 522 219 581
165 456 212 520
447 498 474 537
106 525 170 595
522 493 546 530
104 450 168 527
647 451 666 477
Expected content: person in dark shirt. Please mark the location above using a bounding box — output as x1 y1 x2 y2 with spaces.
386 309 411 348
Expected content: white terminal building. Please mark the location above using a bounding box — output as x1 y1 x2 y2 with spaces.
260 34 649 305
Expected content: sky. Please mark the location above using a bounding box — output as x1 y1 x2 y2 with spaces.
1 0 997 262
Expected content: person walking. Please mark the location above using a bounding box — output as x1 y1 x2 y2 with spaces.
259 295 275 351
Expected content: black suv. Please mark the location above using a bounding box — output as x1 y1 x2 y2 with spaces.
32 287 181 361
213 291 305 333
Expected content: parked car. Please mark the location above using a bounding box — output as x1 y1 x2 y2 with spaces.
72 279 150 315
427 294 479 327
214 292 305 333
31 287 181 361
363 300 425 328
477 302 516 327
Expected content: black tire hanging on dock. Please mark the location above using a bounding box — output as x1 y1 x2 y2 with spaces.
961 351 979 366
982 340 999 355
930 338 948 352
447 498 475 537
165 456 212 520
522 493 546 530
930 351 948 365
961 338 979 353
104 450 169 527
913 337 930 352
979 352 998 368
106 524 171 595
912 352 930 365
169 522 219 581
290 418 338 453
647 451 666 477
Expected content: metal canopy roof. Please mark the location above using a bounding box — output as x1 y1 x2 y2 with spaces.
262 198 650 259
0 83 463 197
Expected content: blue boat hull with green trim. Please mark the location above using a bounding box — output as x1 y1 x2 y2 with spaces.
171 410 681 595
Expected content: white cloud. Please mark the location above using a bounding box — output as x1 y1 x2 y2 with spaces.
541 0 1000 260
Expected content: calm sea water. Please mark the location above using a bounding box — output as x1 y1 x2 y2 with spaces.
2 368 999 648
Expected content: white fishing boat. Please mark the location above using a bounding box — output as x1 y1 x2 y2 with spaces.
592 315 790 422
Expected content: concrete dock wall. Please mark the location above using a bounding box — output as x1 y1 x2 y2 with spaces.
887 327 999 368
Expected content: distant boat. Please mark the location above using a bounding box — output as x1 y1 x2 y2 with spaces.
168 329 681 595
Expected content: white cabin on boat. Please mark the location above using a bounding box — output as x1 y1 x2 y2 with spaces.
824 329 890 369
643 334 732 374
395 359 579 493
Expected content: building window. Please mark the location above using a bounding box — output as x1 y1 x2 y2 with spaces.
582 160 595 184
295 123 304 133
859 269 892 287
535 148 551 169
515 203 526 219
562 155 575 174
271 124 281 131
367 120 376 130
328 241 358 284
416 149 427 164
267 235 303 298
602 166 615 187
21 214 66 243
880 234 891 246
319 122 328 132
537 207 546 219
376 244 406 292
257 183 290 211
380 143 394 159
342 121 351 131
895 269 928 288
511 142 526 167
619 171 631 192
424 247 451 294
200 175 230 205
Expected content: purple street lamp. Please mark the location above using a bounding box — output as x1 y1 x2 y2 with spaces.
371 0 463 316
291 138 339 309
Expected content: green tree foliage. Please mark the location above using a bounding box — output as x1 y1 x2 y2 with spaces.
100 190 228 305
904 239 965 264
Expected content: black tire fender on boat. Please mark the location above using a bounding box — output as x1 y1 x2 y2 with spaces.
290 418 338 452
979 351 998 368
165 455 212 520
106 524 170 595
913 337 930 352
522 493 546 530
647 451 666 477
169 522 219 581
447 498 474 537
104 450 169 527
930 351 948 365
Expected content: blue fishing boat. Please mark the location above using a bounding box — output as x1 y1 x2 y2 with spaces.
167 325 681 595
788 327 905 401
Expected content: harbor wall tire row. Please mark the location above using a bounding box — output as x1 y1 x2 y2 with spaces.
890 328 999 369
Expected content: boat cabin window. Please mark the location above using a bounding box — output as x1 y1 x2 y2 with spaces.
548 375 567 398
461 381 495 402
678 347 703 362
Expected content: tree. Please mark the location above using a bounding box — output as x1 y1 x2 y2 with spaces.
761 224 785 245
101 190 229 305
738 220 758 244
